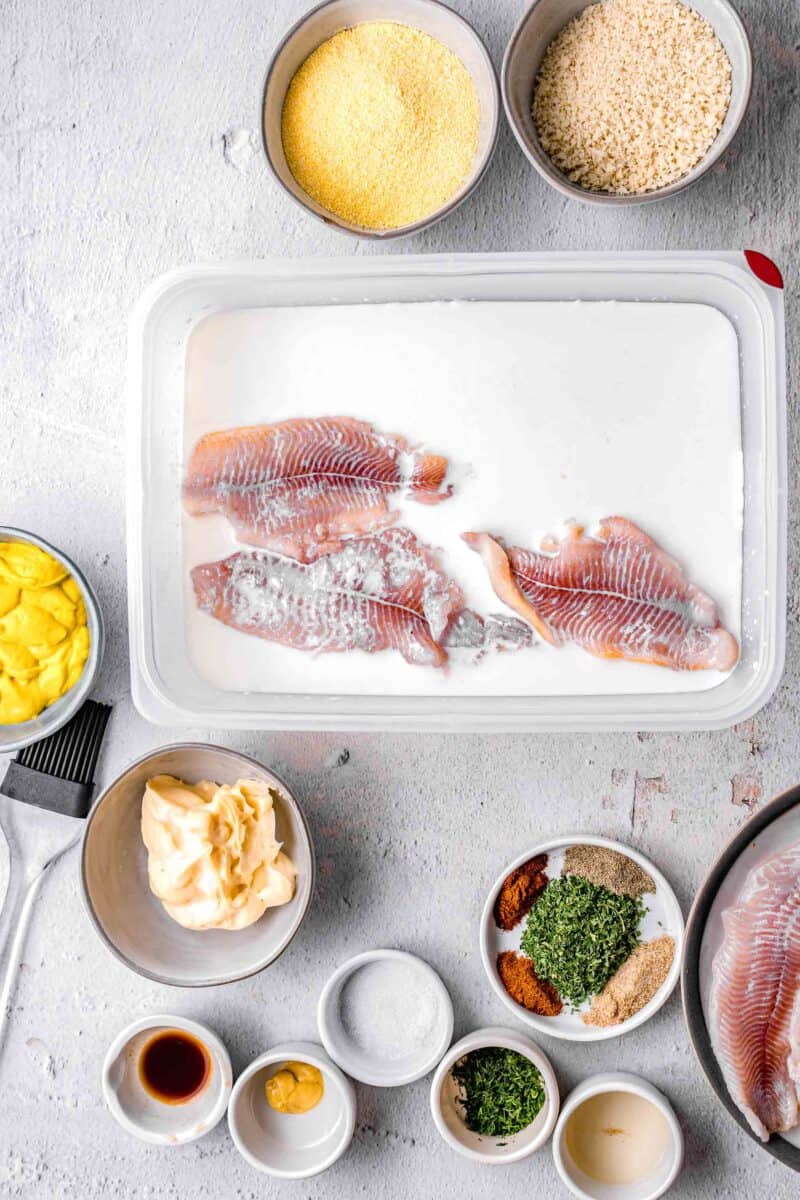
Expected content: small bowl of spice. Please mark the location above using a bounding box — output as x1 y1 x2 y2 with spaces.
262 0 500 237
553 1072 683 1199
480 836 684 1042
430 1026 560 1163
318 947 454 1085
502 0 752 203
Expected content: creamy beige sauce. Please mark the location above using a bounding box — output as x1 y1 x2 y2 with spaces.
565 1090 671 1185
140 775 296 930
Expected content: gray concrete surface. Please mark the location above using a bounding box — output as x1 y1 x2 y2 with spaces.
1 0 798 1195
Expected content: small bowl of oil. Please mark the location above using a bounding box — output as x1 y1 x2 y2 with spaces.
102 1014 232 1145
552 1072 683 1200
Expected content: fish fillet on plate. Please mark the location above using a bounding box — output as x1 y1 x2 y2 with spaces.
463 517 738 672
708 841 800 1140
191 527 463 668
184 416 452 562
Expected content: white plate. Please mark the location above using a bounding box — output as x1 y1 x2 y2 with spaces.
480 835 684 1042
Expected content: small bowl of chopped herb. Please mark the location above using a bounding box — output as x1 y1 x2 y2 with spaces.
480 836 684 1042
430 1026 559 1162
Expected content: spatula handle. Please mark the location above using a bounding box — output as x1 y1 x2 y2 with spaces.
0 857 49 1054
0 793 71 1059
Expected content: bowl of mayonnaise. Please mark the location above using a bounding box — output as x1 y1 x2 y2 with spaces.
81 742 315 987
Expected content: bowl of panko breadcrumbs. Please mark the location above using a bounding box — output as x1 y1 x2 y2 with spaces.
502 0 752 204
262 0 499 238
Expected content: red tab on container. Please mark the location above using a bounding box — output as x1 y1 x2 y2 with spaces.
744 250 784 289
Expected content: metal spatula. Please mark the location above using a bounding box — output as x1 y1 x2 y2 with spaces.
0 701 111 1051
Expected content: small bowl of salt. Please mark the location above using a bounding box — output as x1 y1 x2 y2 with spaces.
317 948 454 1087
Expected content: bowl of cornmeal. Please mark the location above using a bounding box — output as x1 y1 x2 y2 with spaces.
262 0 500 238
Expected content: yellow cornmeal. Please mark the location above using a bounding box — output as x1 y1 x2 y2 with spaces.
0 542 90 724
281 22 479 230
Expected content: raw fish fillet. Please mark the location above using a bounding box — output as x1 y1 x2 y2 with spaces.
443 610 534 654
463 517 738 671
191 528 462 668
184 416 452 561
708 842 800 1140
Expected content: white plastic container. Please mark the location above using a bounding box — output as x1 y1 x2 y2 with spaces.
128 252 786 732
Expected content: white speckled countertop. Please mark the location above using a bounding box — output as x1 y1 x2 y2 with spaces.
1 0 798 1195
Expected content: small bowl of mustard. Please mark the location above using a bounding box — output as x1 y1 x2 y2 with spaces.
261 0 500 239
228 1041 356 1179
0 527 104 754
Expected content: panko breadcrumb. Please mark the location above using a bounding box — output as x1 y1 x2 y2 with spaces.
532 0 732 194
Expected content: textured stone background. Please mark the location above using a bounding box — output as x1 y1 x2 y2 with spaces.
1 0 798 1195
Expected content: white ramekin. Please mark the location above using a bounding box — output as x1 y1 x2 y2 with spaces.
318 948 454 1086
228 1041 356 1179
553 1072 684 1199
430 1025 560 1163
102 1014 232 1145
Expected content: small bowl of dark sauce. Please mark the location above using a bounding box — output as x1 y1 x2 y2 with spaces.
102 1015 232 1144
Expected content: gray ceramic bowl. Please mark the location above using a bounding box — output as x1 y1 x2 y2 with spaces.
261 0 500 239
0 526 104 754
682 783 800 1173
502 0 752 205
81 744 314 986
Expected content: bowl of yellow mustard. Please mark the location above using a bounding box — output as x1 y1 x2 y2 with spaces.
0 528 104 753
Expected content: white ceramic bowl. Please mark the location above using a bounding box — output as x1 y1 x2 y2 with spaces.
502 0 752 205
81 743 314 986
102 1014 232 1145
481 835 684 1041
431 1026 560 1163
0 526 104 754
228 1041 356 1179
261 0 500 239
318 948 454 1085
553 1072 684 1200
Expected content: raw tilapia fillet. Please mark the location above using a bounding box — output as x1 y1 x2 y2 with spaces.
463 517 739 671
191 527 463 668
708 842 800 1140
183 416 452 562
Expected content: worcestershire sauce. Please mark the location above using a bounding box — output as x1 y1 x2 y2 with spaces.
139 1030 211 1104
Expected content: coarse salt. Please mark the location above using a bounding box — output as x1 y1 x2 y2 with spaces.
338 959 443 1062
